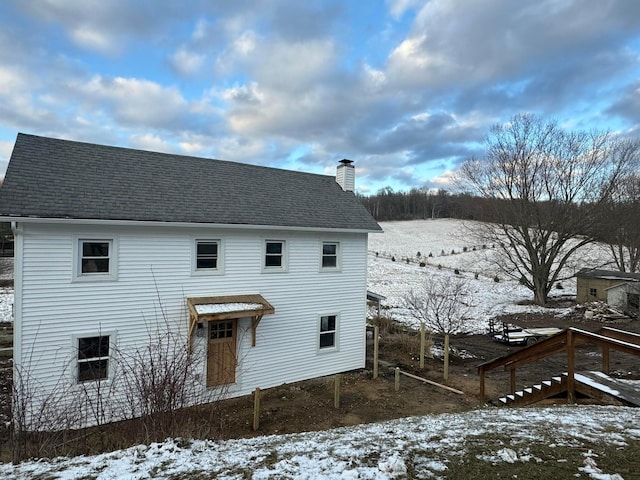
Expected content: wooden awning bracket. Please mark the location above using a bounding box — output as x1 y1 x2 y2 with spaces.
186 294 275 350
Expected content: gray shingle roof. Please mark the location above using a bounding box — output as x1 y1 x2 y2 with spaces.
0 133 381 231
576 268 640 282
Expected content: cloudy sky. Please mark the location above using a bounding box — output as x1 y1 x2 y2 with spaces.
1 0 639 194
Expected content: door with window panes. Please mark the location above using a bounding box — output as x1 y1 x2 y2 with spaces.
207 319 237 387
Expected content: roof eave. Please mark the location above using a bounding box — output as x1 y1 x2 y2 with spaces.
0 215 382 233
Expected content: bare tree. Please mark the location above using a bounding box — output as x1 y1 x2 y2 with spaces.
601 174 640 273
405 275 472 379
458 113 639 305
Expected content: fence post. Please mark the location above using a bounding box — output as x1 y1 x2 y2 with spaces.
253 387 261 431
373 326 379 379
420 325 426 369
395 367 400 392
334 374 341 409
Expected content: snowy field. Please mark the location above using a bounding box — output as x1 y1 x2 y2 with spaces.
367 219 612 334
1 405 637 479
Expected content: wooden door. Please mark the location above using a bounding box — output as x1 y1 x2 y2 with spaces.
207 319 237 387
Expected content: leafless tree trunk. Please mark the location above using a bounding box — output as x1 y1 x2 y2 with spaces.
601 174 640 273
457 113 639 305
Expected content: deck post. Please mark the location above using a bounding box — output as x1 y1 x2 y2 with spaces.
567 330 576 404
510 368 516 393
602 345 610 373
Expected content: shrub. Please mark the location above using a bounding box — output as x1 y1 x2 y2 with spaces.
451 249 455 255
405 258 410 264
419 261 426 267
519 276 527 285
556 282 564 289
438 264 442 270
463 246 467 252
375 252 379 257
440 249 445 256
474 272 479 279
369 315 396 334
416 251 421 258
454 268 460 275
493 275 500 282
428 252 433 258
391 256 396 262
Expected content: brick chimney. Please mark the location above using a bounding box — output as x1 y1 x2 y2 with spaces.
336 159 355 192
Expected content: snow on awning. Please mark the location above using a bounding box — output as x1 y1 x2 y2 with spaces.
187 294 275 347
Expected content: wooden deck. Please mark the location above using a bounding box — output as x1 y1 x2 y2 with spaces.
479 326 640 407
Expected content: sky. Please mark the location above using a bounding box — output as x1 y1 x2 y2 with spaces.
1 0 639 195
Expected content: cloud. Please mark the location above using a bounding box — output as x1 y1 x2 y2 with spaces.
77 75 190 129
168 47 205 77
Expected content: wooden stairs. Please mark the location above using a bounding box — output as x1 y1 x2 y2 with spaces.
478 327 640 407
496 371 640 407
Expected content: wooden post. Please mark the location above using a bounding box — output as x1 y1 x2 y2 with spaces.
479 369 485 403
443 334 450 380
373 326 379 380
395 367 400 391
602 345 610 373
567 330 576 404
420 324 426 369
510 368 516 393
252 387 261 431
334 374 341 409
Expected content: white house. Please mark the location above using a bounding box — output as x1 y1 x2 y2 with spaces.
0 133 381 429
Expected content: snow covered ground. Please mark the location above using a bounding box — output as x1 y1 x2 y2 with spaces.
1 405 636 479
367 219 611 334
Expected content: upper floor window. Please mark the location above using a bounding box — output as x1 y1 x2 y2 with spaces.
196 240 219 270
81 241 111 274
77 335 110 383
76 239 117 281
264 240 286 271
322 242 340 270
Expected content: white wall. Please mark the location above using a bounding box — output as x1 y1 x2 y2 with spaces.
14 222 369 428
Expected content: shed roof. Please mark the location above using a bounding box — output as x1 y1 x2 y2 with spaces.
576 268 640 282
0 133 381 231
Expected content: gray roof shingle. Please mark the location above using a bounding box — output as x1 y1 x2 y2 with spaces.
0 134 381 231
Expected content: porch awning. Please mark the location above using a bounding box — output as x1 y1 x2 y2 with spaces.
187 294 275 347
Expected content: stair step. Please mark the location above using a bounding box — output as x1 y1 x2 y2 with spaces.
524 388 533 394
533 384 542 391
515 391 524 398
542 381 551 387
499 397 508 404
552 376 562 383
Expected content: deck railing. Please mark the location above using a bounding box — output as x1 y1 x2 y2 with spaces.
477 327 640 403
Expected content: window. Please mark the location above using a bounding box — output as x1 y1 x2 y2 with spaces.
264 240 286 270
319 315 337 349
75 238 117 281
77 335 110 382
196 240 219 270
589 288 598 298
322 242 339 269
81 241 111 274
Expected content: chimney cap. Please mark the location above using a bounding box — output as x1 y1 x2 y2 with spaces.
339 159 354 166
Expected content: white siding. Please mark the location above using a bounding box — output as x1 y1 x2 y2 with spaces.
15 222 369 427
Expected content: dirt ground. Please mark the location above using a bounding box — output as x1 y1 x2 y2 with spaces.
213 302 640 441
1 305 639 456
